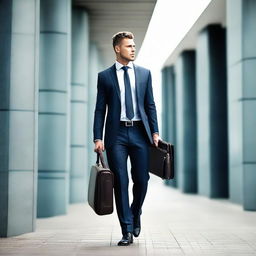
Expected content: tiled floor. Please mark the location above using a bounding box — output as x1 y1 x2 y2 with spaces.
1 176 256 255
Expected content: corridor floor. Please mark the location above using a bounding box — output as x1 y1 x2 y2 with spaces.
1 176 256 256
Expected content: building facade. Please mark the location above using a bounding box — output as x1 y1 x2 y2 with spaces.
0 0 156 237
162 0 256 211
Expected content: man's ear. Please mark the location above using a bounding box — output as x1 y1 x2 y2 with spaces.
115 45 120 53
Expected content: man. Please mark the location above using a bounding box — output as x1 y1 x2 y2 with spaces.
93 31 159 246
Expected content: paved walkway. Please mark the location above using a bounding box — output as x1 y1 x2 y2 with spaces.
1 176 256 256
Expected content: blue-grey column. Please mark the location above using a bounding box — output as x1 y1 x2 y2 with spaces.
161 67 175 142
38 0 71 217
175 51 197 193
88 43 103 171
196 25 228 198
0 0 39 237
161 67 168 141
227 0 256 210
161 66 177 187
70 8 89 203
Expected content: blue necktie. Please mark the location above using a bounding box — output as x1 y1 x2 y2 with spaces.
122 66 134 120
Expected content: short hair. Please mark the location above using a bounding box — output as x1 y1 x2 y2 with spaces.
112 31 134 50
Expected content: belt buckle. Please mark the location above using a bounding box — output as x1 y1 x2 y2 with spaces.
125 121 133 127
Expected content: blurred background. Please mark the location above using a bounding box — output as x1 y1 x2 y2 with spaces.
0 0 256 238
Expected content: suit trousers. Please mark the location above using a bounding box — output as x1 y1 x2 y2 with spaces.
106 122 150 235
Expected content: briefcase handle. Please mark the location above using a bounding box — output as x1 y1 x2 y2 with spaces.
158 139 172 152
96 152 108 169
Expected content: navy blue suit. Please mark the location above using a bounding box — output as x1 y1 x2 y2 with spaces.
93 63 159 235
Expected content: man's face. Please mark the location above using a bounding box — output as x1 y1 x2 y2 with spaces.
115 38 136 62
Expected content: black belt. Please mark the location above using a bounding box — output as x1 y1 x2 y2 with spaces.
120 121 143 127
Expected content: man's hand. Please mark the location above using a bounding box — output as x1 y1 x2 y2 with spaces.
152 133 160 147
94 140 105 153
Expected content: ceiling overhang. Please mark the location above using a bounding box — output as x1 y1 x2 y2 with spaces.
73 0 157 67
163 0 226 67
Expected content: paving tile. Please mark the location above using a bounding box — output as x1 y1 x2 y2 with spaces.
1 176 256 255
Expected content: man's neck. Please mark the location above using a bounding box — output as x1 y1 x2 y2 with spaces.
116 58 130 66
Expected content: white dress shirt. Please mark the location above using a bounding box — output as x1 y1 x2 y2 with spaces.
115 61 141 121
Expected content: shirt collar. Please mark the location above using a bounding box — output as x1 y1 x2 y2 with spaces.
115 60 134 71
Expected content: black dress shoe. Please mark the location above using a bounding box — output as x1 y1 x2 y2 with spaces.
133 217 141 237
117 232 133 246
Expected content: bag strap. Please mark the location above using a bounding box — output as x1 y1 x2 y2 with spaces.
96 152 108 168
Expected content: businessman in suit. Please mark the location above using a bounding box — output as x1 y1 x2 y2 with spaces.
93 31 159 246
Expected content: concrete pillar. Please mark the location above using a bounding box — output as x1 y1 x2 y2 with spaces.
37 0 71 217
88 43 103 171
70 8 89 203
0 0 39 237
196 25 228 198
161 67 168 141
161 66 177 187
227 0 256 210
175 51 197 193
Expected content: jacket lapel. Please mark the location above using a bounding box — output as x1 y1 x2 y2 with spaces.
109 64 120 100
133 64 141 105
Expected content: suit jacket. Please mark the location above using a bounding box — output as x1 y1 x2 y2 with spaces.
93 63 159 149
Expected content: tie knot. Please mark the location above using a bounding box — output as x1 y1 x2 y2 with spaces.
122 66 129 72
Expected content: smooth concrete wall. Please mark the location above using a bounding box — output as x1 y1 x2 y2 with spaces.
227 0 256 210
161 66 177 187
37 0 71 217
0 0 39 237
196 25 228 198
70 8 89 203
175 51 197 193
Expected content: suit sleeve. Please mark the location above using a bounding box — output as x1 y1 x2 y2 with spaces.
93 73 107 141
144 71 159 135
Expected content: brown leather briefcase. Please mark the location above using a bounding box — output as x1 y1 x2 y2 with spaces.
149 140 174 180
88 152 114 215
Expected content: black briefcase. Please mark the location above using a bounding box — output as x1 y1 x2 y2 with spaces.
88 152 114 215
149 140 174 180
